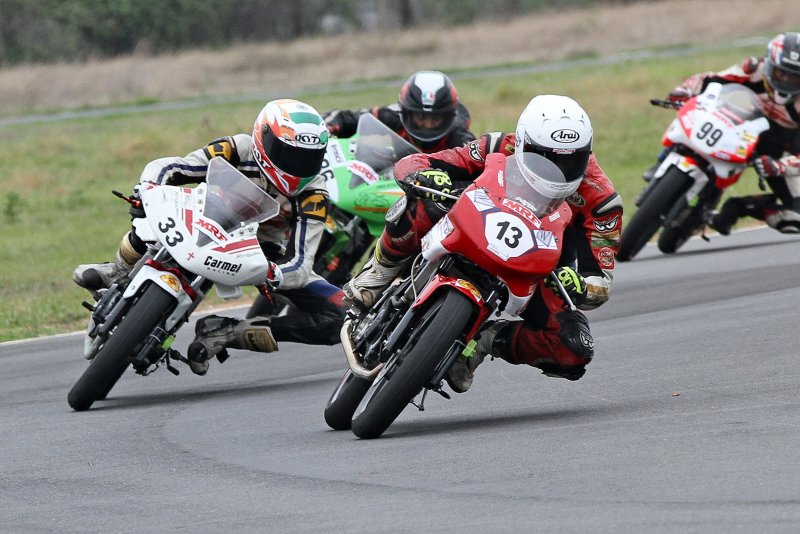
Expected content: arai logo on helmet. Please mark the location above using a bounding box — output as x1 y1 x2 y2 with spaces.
551 129 580 143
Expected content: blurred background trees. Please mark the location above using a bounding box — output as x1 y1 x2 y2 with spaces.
0 0 623 65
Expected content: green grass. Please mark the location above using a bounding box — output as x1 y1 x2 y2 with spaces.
0 46 766 342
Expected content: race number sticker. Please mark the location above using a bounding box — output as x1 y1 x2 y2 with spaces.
485 212 533 260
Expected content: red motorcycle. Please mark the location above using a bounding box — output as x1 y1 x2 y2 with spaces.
324 152 576 439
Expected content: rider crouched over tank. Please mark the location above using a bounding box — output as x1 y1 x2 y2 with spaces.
323 70 476 152
72 99 346 375
345 95 624 391
660 32 800 235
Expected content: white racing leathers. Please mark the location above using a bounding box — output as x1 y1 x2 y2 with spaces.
139 134 345 345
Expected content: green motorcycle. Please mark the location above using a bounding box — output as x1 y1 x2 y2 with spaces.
246 114 418 318
314 113 419 285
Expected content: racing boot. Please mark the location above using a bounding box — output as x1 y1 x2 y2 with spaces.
186 315 278 376
709 197 741 236
72 232 142 290
766 207 800 233
446 320 508 393
710 195 775 235
343 244 404 309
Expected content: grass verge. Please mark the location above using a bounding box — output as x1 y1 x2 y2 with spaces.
0 45 766 342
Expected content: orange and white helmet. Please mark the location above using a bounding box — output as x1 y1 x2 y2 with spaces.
251 99 328 197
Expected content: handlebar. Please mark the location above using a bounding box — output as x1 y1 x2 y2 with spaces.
649 98 684 110
411 184 461 201
548 272 577 311
397 180 462 201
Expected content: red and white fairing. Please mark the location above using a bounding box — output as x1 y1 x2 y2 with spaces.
659 82 770 188
134 158 280 294
421 153 570 316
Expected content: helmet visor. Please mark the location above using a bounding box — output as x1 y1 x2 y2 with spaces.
261 126 326 179
521 140 590 182
507 152 580 217
765 61 800 96
400 109 456 143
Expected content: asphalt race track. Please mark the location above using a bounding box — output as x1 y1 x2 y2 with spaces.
1 227 798 532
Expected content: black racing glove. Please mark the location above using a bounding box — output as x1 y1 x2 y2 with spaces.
753 155 787 179
667 86 692 103
547 266 587 306
322 110 343 135
404 169 455 203
128 193 145 219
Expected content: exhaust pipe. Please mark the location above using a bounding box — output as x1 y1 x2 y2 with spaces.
340 319 383 380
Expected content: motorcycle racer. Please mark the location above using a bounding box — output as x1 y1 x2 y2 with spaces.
323 70 476 152
663 32 800 234
345 95 623 392
72 99 346 375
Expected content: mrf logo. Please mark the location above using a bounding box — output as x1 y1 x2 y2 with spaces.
551 129 580 143
502 198 541 228
196 218 228 242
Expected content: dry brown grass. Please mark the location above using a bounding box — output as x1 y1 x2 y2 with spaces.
1 0 799 115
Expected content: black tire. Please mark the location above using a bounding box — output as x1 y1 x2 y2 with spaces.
657 182 720 254
617 167 693 261
324 369 373 430
95 364 128 401
68 284 175 411
351 289 474 439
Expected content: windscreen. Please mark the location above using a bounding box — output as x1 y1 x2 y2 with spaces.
203 157 280 232
505 152 576 217
346 114 419 188
716 84 764 122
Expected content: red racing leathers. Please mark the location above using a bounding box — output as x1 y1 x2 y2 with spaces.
382 132 624 380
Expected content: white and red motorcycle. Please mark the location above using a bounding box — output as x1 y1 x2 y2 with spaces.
68 158 279 411
618 82 770 261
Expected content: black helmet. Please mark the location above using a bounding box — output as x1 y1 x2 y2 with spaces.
398 70 458 147
764 32 800 105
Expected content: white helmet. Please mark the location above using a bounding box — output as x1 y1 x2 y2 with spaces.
511 95 592 214
515 95 592 180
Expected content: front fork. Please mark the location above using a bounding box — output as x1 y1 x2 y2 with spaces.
86 245 212 374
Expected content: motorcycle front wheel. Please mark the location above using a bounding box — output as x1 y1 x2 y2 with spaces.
324 369 373 430
617 167 693 261
351 289 474 439
67 284 175 411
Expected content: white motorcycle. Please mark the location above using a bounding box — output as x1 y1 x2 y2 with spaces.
68 158 279 411
618 82 770 260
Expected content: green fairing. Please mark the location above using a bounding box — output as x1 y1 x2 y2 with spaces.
315 114 418 269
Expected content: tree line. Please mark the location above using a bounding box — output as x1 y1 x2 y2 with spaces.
0 0 618 66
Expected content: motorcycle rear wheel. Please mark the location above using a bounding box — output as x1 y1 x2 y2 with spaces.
68 284 174 411
617 167 693 261
657 183 720 254
351 289 474 439
324 369 373 430
657 201 701 254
